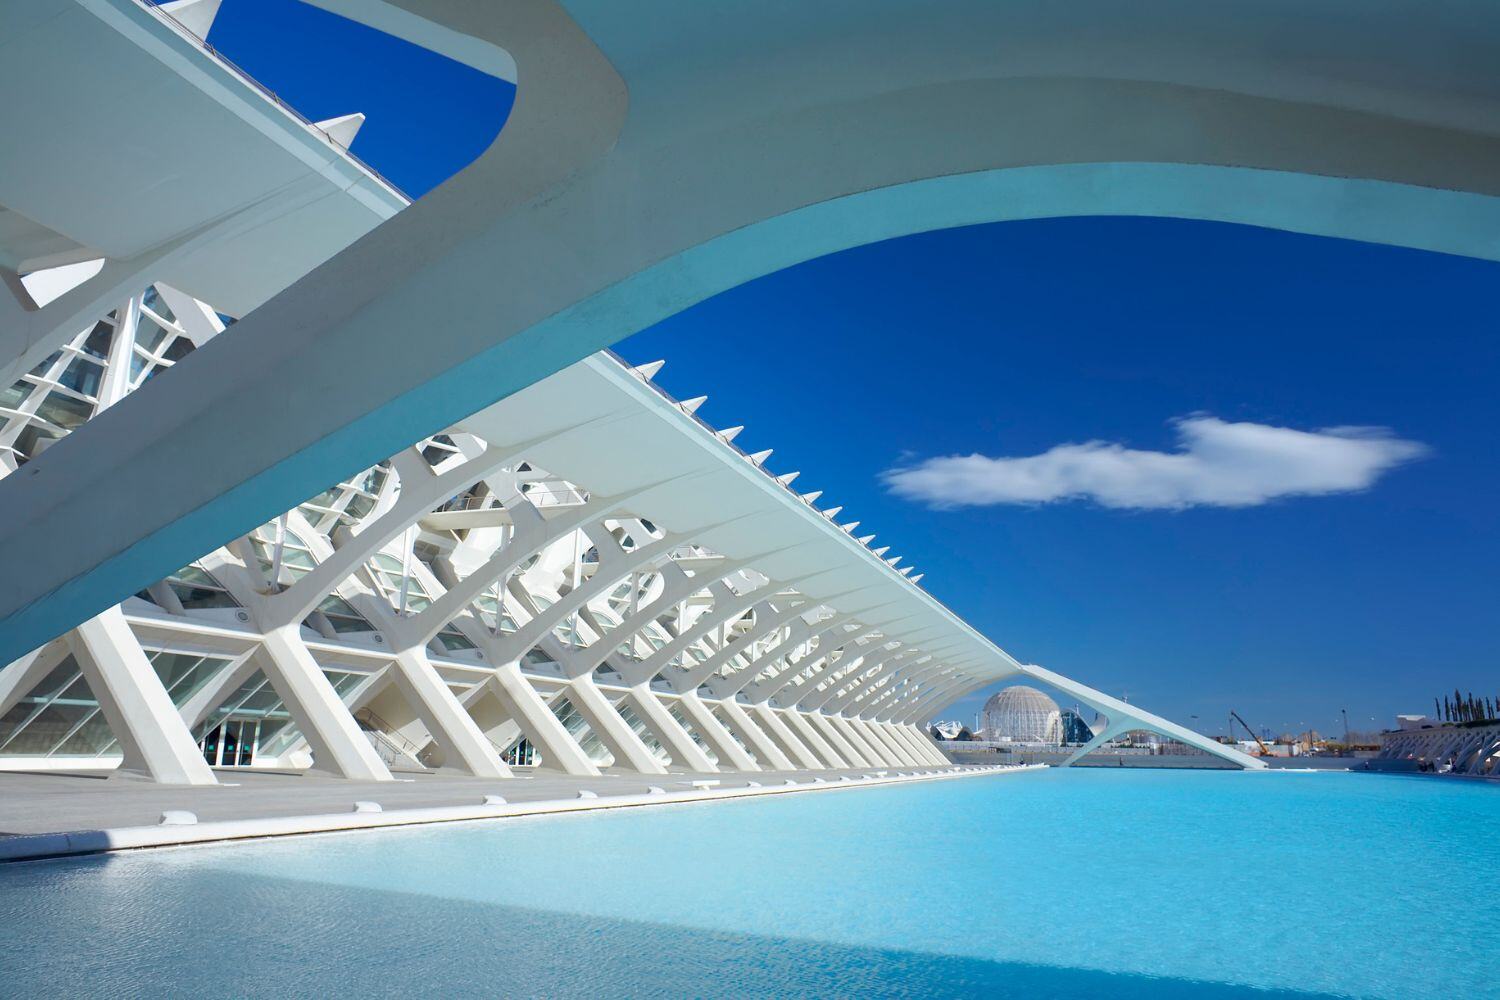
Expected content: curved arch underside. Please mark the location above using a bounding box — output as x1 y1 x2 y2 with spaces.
3 0 1500 685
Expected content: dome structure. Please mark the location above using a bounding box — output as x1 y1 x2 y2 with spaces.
982 686 1063 745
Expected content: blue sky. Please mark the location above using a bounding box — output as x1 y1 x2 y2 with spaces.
202 2 1498 740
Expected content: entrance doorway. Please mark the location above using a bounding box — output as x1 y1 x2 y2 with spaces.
200 717 259 767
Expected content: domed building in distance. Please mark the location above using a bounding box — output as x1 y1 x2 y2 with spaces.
982 686 1064 745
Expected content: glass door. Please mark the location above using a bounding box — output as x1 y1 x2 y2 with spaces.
200 717 260 766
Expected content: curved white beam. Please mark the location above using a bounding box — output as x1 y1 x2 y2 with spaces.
10 1 1500 660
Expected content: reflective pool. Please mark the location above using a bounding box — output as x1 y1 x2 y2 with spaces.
3 769 1497 998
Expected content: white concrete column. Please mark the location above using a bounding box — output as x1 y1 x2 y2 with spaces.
828 714 885 766
781 708 850 768
1061 722 1126 766
564 677 668 774
749 703 823 770
66 608 217 785
885 721 935 766
390 648 510 777
858 719 921 767
677 690 759 771
893 723 949 765
915 727 953 765
486 662 599 776
257 625 392 781
880 721 928 764
806 711 866 766
718 698 795 771
621 684 717 772
0 639 69 718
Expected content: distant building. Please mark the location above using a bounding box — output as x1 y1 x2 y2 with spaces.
1060 709 1095 744
982 686 1063 745
930 721 969 741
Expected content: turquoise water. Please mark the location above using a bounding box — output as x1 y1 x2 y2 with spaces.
2 769 1498 998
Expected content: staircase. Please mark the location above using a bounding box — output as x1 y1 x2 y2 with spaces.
354 708 430 771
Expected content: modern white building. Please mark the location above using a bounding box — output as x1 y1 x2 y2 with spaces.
52 0 1488 787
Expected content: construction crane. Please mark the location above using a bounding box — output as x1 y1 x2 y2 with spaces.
1229 710 1272 756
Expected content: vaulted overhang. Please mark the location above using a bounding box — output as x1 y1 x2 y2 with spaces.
0 0 407 314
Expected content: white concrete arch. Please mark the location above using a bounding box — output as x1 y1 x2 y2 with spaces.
10 0 1500 659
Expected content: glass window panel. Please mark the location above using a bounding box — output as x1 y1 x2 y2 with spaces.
343 493 375 520
80 321 114 359
134 316 170 353
315 596 374 633
55 711 116 755
7 703 89 754
34 392 93 431
435 629 476 652
0 379 34 411
323 670 365 697
255 717 302 757
28 352 62 377
162 337 194 363
165 564 239 610
149 652 228 705
238 684 283 714
142 286 176 323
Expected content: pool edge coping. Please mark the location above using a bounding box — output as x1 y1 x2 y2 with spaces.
0 764 1045 863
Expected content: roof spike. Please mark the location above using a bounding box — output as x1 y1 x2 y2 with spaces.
885 555 901 566
160 0 222 40
841 521 860 532
314 112 366 149
717 425 744 443
634 359 666 380
857 534 876 545
898 566 914 576
800 490 823 504
821 505 843 518
776 471 800 486
680 395 708 414
910 574 924 584
749 449 773 466
872 546 890 557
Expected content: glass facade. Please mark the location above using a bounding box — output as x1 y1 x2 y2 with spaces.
549 695 615 766
0 651 231 758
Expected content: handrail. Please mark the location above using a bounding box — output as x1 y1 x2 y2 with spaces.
354 706 425 757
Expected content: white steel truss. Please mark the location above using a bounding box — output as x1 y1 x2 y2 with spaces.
0 275 1259 781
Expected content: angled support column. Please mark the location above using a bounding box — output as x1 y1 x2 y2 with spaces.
894 723 949 765
880 722 931 765
0 639 69 718
487 662 599 776
780 708 849 768
827 714 883 767
718 698 795 771
1020 663 1264 770
806 711 866 766
854 720 909 765
257 625 392 781
389 648 510 777
750 703 823 770
1061 720 1132 766
564 677 668 774
857 719 920 767
620 684 717 772
67 608 217 785
676 690 759 771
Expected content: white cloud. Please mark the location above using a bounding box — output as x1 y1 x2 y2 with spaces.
882 416 1428 511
